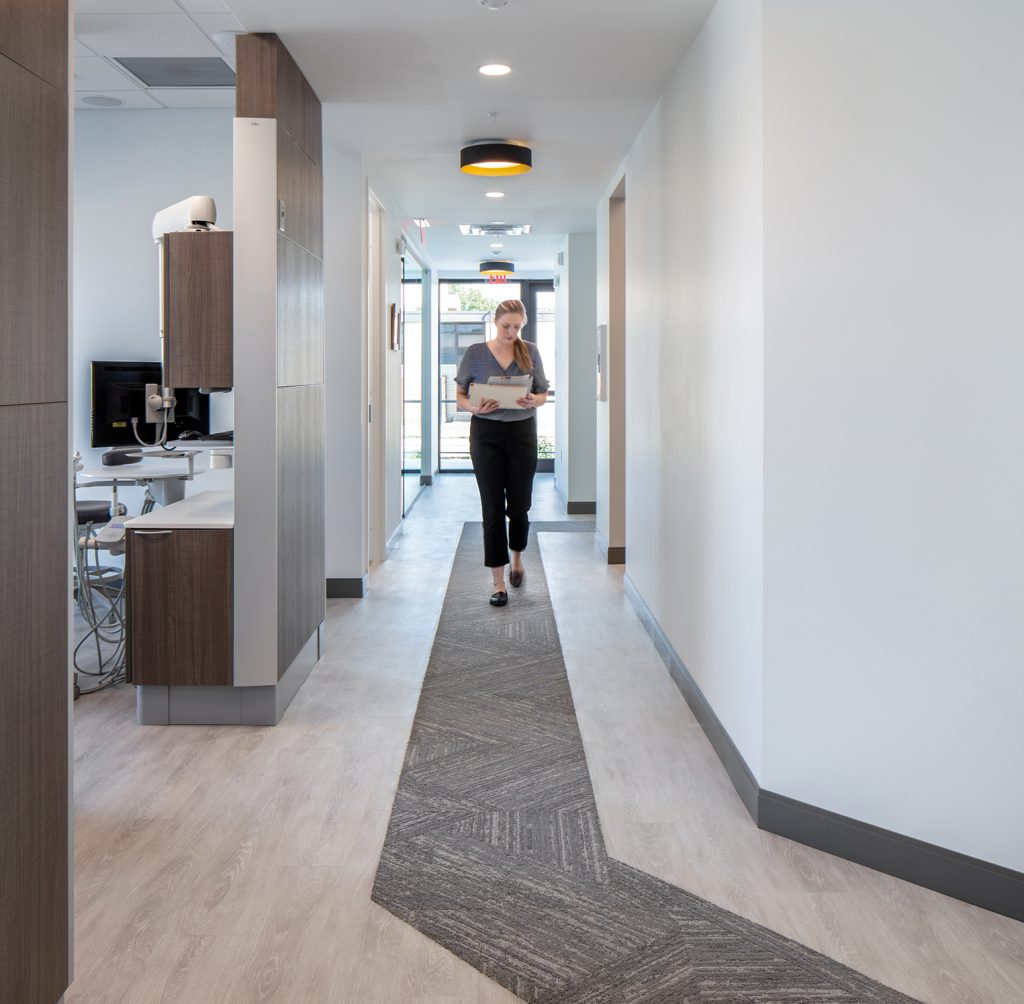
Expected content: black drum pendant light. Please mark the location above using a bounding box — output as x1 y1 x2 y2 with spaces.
479 260 515 277
461 141 532 176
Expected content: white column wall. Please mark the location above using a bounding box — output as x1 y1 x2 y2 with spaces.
621 0 766 776
762 0 1024 869
324 146 367 580
554 233 598 508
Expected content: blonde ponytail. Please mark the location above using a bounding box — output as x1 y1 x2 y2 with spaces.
494 299 533 372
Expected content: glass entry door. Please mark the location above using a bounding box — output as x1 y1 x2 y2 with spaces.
401 258 423 513
437 280 555 472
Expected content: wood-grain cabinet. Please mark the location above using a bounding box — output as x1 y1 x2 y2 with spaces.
126 527 233 686
162 230 233 390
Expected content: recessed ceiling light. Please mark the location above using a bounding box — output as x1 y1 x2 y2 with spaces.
490 243 504 250
412 218 431 228
485 191 505 199
479 64 511 76
80 95 124 107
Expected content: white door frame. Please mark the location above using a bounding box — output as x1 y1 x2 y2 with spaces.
367 189 387 564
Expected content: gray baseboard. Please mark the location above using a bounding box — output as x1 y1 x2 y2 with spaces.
420 474 433 486
327 575 367 598
624 575 759 821
596 528 625 565
566 500 596 515
135 624 321 727
623 575 1024 923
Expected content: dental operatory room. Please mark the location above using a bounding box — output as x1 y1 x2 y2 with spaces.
72 98 236 699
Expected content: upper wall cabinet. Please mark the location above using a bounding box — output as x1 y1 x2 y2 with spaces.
163 231 233 390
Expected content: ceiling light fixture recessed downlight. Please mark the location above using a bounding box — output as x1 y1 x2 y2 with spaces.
479 64 511 76
478 0 510 10
485 191 505 199
490 243 505 250
480 260 515 277
460 140 532 176
80 95 124 107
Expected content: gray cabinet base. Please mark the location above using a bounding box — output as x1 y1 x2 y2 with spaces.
136 622 322 726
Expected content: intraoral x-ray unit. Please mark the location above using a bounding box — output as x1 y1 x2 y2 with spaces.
134 195 225 450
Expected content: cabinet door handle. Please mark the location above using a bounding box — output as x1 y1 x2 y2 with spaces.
135 530 172 536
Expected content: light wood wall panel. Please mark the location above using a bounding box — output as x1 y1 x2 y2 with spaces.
0 55 68 408
0 0 67 90
0 403 69 1004
163 230 234 390
277 384 325 678
277 235 324 388
278 129 323 259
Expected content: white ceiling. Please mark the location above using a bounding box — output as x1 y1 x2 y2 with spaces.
74 0 717 272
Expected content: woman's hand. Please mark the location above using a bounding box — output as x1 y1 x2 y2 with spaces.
517 391 545 408
476 397 500 414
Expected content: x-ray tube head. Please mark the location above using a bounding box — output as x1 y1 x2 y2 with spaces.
152 195 221 243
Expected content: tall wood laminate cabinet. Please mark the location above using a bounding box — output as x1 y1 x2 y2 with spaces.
0 0 71 1000
233 35 326 696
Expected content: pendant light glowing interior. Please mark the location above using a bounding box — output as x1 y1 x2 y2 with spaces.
479 260 515 276
461 142 532 176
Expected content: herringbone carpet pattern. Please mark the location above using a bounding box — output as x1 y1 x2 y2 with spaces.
371 524 919 1003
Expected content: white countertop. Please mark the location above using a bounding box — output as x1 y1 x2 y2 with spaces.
126 490 234 530
78 455 208 484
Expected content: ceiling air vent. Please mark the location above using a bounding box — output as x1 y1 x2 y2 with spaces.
459 223 532 237
115 57 236 88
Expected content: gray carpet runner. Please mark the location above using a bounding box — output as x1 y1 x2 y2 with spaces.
371 524 918 1003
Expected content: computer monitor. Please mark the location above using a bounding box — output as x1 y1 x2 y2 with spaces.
90 361 210 448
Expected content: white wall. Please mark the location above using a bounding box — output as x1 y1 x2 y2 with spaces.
73 109 234 502
762 0 1024 870
324 146 367 580
554 233 598 507
619 0 765 775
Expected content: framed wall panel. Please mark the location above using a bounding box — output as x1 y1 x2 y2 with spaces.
277 235 324 388
277 384 325 678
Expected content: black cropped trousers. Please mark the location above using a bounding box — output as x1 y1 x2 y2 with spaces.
469 415 538 568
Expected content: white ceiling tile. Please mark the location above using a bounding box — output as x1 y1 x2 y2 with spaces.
75 89 164 110
75 0 180 12
191 13 245 37
178 0 233 11
151 88 237 109
73 55 142 92
75 14 219 58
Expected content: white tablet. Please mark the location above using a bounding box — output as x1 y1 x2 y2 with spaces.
467 382 527 410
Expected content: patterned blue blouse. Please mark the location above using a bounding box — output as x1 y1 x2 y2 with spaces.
455 340 550 422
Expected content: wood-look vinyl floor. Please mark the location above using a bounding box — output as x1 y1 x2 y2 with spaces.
66 475 1024 1004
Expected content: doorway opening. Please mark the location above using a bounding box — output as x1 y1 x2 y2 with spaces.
437 279 555 472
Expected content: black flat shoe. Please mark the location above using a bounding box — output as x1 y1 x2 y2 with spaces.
510 569 524 588
489 590 508 607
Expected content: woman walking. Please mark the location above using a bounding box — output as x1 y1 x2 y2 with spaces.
455 299 549 606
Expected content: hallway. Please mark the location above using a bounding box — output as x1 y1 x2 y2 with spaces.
68 476 1024 1003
